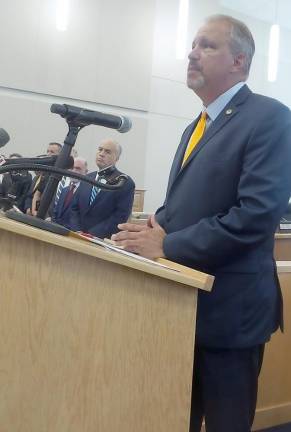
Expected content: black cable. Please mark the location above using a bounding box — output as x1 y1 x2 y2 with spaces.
0 164 127 190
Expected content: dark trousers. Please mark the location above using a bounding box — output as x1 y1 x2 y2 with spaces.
189 344 265 432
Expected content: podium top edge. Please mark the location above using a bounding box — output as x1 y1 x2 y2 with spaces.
0 214 214 291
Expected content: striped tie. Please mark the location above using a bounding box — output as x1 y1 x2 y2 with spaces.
90 183 101 205
182 111 207 166
55 176 67 205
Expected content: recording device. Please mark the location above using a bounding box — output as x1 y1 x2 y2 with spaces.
0 128 10 147
51 104 132 133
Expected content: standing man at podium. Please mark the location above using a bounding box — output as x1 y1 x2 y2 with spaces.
112 14 291 432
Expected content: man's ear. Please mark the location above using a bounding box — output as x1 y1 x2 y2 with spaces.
232 53 246 73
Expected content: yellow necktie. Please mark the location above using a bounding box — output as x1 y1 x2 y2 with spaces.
182 111 207 166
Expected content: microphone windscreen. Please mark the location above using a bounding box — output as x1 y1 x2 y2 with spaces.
0 128 10 147
119 116 132 133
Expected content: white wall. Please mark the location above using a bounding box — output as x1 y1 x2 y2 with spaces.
0 0 290 212
0 0 156 187
143 0 291 212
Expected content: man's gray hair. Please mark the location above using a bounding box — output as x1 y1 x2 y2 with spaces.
206 14 255 76
112 140 122 159
74 156 88 168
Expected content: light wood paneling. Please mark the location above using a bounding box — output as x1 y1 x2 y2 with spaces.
132 189 146 212
0 217 213 432
0 215 213 291
0 0 155 111
274 234 291 261
254 271 291 430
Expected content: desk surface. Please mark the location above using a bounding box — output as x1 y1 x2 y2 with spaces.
275 233 291 239
276 261 291 273
0 214 213 291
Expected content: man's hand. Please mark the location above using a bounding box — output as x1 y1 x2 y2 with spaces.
111 215 166 260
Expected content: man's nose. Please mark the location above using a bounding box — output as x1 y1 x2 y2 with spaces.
188 46 200 60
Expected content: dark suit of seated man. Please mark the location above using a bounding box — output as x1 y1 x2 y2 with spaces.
52 157 88 228
24 142 62 216
69 139 135 239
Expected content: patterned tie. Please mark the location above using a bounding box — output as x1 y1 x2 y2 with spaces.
90 185 99 205
90 174 100 206
55 176 67 205
63 183 76 208
182 111 207 166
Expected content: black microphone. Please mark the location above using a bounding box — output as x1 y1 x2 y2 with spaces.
51 104 132 133
0 155 74 169
0 128 10 147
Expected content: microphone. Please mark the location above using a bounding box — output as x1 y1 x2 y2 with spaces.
0 128 10 147
51 104 132 133
0 155 74 169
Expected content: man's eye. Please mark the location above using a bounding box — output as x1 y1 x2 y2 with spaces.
203 42 215 49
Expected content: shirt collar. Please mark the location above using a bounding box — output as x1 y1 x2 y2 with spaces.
205 82 245 122
96 164 115 180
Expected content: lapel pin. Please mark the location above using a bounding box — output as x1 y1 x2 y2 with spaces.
225 108 233 115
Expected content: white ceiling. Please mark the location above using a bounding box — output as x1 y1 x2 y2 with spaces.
220 0 291 29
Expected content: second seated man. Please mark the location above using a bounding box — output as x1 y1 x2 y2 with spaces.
69 138 135 239
52 157 88 228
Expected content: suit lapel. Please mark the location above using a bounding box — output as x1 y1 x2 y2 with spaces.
169 85 251 189
181 105 238 169
84 168 119 214
166 118 199 195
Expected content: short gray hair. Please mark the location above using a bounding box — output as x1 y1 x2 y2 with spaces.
110 140 122 159
115 142 122 159
74 156 88 168
98 138 122 159
206 14 255 76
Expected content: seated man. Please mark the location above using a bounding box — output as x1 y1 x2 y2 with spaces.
24 142 62 215
0 153 32 212
70 139 135 239
52 157 88 228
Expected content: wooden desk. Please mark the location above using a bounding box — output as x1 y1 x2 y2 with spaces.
132 189 146 212
253 261 291 430
274 233 291 261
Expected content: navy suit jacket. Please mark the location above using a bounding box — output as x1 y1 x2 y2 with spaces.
52 183 76 228
70 168 135 239
156 85 291 348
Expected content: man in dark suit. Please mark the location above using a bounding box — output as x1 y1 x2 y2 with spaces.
24 142 62 215
0 153 32 212
112 14 291 432
52 157 88 228
70 139 135 239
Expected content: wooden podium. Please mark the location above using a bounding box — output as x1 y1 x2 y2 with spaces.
0 215 213 432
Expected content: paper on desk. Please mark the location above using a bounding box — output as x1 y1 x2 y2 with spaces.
75 233 179 272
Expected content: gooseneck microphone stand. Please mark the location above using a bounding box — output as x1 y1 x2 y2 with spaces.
1 117 128 235
37 125 79 220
